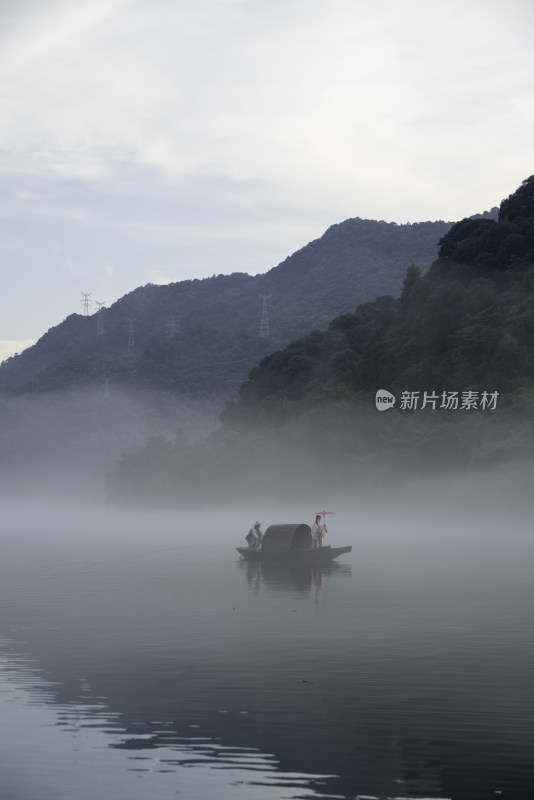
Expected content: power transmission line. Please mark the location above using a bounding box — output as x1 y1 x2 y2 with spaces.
95 301 105 334
127 318 135 353
81 292 92 315
259 294 270 338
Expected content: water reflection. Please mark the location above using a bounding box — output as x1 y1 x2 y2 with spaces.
2 504 534 800
240 558 351 595
0 636 342 800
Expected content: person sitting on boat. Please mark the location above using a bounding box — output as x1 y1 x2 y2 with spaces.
245 521 263 550
311 515 327 548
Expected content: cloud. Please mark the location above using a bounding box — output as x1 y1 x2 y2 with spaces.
0 340 35 361
62 257 82 276
147 270 174 286
1 0 532 216
1 0 534 342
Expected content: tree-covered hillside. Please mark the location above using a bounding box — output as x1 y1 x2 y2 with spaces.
232 177 534 409
0 218 453 398
107 177 534 504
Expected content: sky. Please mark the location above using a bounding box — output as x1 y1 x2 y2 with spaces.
1 0 533 360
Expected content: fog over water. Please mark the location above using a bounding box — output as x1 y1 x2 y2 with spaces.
1 485 534 800
0 386 219 502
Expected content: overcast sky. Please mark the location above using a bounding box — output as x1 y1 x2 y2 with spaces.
1 0 533 359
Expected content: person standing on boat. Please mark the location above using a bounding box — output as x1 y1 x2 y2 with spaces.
246 521 263 550
311 515 327 548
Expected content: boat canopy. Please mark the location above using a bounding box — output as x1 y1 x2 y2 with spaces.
261 524 312 552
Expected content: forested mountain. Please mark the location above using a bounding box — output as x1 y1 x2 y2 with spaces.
233 178 534 408
0 218 454 398
108 177 534 504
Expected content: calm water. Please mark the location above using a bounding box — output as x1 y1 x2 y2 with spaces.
1 500 534 800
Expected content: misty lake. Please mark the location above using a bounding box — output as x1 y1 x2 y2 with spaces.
1 493 534 800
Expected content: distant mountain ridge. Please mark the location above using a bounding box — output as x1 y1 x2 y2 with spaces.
0 216 458 397
105 177 534 504
228 181 534 412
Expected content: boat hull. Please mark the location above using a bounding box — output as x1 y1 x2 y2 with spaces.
236 545 352 562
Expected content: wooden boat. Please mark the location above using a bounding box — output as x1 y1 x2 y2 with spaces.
237 523 352 562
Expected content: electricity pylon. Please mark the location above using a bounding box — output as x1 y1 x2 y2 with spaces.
127 318 135 353
95 301 105 334
81 292 92 315
259 294 270 338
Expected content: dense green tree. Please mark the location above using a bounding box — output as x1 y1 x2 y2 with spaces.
499 175 534 222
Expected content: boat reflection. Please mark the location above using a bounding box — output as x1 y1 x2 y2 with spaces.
240 557 352 595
